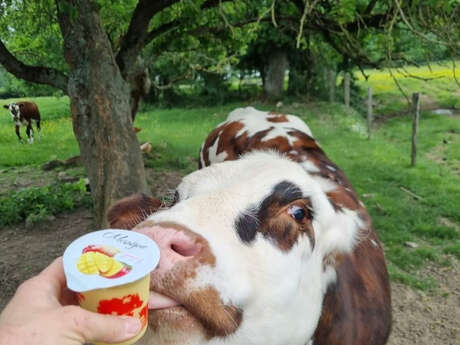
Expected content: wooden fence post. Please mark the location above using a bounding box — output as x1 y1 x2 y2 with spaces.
344 72 350 109
367 87 373 139
329 70 335 102
411 92 421 166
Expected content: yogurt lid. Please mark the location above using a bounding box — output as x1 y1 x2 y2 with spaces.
63 229 160 292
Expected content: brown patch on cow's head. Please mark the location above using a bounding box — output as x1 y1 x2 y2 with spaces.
267 114 289 123
149 286 242 339
186 288 243 337
253 135 292 152
235 181 315 251
287 129 358 191
200 121 245 168
289 129 320 151
261 199 315 251
326 188 360 212
107 193 162 229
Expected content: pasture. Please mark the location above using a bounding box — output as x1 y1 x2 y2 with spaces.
0 67 459 345
356 61 460 114
1 97 458 283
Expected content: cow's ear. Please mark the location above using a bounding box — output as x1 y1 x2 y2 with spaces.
107 193 162 230
18 103 24 108
316 208 361 257
308 192 362 258
2 104 9 109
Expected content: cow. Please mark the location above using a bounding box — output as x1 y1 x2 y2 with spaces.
107 106 392 345
2 101 41 143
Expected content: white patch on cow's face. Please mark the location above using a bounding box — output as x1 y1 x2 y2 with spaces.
139 151 361 345
7 103 20 122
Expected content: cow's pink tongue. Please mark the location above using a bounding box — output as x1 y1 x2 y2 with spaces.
148 291 180 309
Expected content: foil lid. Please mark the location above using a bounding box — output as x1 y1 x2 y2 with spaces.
63 229 160 292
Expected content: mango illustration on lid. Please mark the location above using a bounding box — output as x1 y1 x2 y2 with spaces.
76 245 131 278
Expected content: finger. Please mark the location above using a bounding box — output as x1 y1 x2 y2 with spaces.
10 258 67 310
66 306 142 343
40 257 82 306
36 257 68 297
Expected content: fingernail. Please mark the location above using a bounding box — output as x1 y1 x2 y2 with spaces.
122 317 141 336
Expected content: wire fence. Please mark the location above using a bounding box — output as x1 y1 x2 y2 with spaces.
327 71 422 165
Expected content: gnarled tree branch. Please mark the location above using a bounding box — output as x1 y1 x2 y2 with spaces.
116 0 180 76
0 39 68 92
145 0 237 47
145 20 179 45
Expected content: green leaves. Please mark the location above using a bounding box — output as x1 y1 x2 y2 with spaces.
0 0 65 71
328 0 357 24
0 179 91 227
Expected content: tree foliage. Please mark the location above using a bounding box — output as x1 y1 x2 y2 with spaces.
1 0 458 99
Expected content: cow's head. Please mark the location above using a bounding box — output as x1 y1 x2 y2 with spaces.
110 152 362 345
3 103 22 122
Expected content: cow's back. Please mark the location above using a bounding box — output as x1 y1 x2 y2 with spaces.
18 101 40 120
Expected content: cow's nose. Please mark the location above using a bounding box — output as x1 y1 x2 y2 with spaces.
134 225 202 273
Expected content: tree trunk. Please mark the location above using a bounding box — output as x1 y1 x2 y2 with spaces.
264 49 288 100
57 0 149 228
125 57 151 122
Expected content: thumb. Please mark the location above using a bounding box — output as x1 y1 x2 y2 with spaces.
65 306 142 344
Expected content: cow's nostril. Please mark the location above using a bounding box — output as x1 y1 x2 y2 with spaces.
170 240 201 258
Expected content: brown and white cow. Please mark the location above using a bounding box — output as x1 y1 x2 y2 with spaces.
108 107 391 345
3 101 41 143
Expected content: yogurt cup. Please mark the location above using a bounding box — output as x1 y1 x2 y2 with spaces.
63 229 160 345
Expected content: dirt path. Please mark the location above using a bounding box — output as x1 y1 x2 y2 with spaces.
0 209 92 310
0 209 458 344
388 262 459 345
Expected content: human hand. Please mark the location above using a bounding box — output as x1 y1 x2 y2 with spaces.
0 257 142 345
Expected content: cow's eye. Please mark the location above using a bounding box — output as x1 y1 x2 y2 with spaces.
172 191 180 205
288 205 306 221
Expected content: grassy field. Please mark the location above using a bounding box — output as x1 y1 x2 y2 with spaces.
0 96 76 166
355 61 460 114
0 65 459 290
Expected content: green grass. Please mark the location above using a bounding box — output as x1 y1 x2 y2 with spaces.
0 96 77 167
0 179 91 227
0 75 458 290
355 61 460 114
135 105 234 173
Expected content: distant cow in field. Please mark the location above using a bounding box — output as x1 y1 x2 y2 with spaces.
3 101 41 143
107 107 391 345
